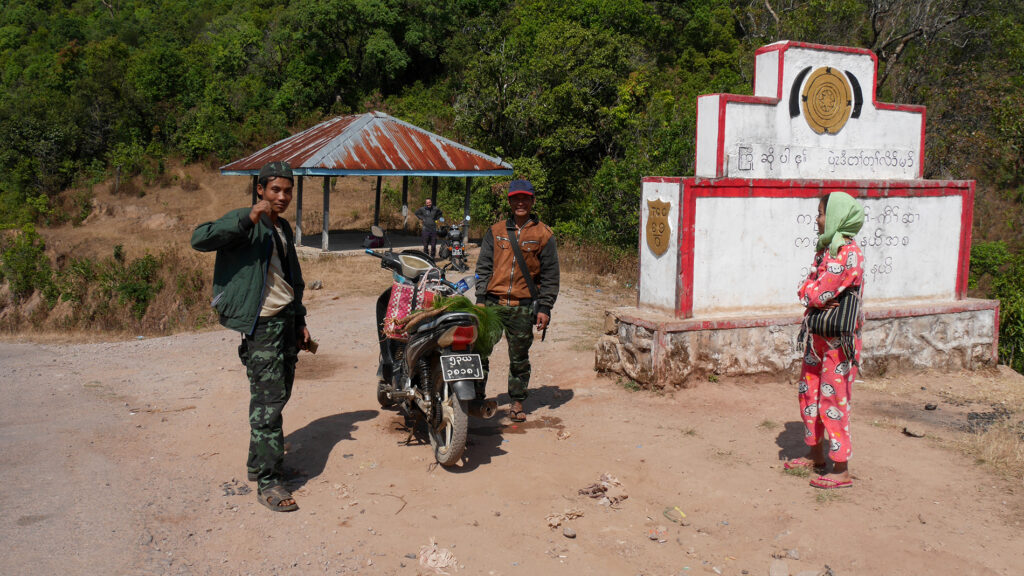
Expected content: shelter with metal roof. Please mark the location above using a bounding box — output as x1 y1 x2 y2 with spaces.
221 111 513 251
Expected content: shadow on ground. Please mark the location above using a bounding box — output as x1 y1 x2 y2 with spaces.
776 421 809 462
285 409 378 487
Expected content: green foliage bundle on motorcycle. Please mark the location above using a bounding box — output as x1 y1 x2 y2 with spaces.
431 295 503 357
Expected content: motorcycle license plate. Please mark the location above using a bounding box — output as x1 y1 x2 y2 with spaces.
440 354 483 381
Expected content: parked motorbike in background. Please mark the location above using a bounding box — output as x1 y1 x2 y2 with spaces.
438 218 470 272
366 226 494 466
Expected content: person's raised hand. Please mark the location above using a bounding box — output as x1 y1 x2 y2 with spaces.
249 199 274 225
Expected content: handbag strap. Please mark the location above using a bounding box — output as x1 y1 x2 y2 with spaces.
506 221 540 301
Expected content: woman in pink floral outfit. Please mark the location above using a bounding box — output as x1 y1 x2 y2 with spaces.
786 191 865 489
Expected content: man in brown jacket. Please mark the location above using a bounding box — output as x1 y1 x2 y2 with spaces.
474 179 560 422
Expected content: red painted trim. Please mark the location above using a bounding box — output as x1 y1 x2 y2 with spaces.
716 97 727 177
865 300 998 319
641 176 684 184
684 177 972 199
774 49 785 98
918 107 926 177
674 179 684 314
754 41 877 60
694 96 703 177
615 299 998 334
678 182 697 317
955 181 976 298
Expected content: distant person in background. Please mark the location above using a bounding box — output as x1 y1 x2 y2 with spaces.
786 191 865 490
415 198 444 259
191 161 313 512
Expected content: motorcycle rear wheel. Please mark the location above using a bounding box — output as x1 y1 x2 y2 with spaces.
429 379 468 466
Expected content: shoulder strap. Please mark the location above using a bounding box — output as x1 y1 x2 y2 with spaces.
506 220 539 300
262 215 292 284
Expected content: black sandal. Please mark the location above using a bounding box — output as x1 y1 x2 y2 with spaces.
508 401 526 423
258 485 298 512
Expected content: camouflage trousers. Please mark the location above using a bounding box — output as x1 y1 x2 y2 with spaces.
480 304 535 401
239 310 298 491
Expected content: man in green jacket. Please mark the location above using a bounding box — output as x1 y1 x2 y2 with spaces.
191 161 312 512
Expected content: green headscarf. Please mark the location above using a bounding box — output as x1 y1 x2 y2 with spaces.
816 191 865 257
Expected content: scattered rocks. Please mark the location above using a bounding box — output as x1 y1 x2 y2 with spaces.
924 403 937 411
786 549 800 560
578 473 628 506
902 426 926 438
310 280 323 290
562 527 576 539
647 525 667 541
546 508 584 528
965 406 1013 433
219 479 251 496
418 538 458 575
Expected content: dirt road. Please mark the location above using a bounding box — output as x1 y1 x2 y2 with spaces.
2 277 1022 576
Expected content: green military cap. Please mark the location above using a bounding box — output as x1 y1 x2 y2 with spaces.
259 161 293 181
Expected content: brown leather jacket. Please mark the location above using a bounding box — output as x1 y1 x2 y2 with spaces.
474 216 560 316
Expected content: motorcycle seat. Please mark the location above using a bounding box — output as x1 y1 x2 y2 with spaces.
414 311 477 333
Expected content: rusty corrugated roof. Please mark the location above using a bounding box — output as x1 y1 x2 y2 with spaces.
220 112 513 177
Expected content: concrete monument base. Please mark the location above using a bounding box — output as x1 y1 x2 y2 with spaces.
594 299 1000 389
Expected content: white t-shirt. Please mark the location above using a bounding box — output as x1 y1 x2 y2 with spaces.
259 225 295 317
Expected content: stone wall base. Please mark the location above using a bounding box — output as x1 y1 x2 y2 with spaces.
594 299 1000 389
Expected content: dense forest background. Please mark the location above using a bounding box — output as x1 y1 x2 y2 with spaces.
1 0 1023 368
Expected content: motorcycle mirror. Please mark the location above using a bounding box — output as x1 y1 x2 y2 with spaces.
371 225 384 238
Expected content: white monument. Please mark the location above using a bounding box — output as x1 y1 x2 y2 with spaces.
597 42 998 387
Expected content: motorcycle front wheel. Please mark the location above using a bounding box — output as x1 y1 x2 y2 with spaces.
376 380 395 408
428 378 468 466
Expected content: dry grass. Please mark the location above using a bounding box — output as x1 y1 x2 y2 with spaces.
815 490 845 504
298 251 394 298
558 239 638 281
958 422 1024 480
783 466 811 478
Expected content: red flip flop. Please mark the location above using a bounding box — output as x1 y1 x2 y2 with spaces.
810 475 853 489
783 458 825 471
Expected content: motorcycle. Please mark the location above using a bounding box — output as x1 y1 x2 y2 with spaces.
366 227 495 466
438 218 470 272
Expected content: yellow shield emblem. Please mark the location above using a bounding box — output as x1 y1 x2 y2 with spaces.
645 199 671 257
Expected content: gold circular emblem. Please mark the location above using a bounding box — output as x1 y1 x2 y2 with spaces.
801 67 852 135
